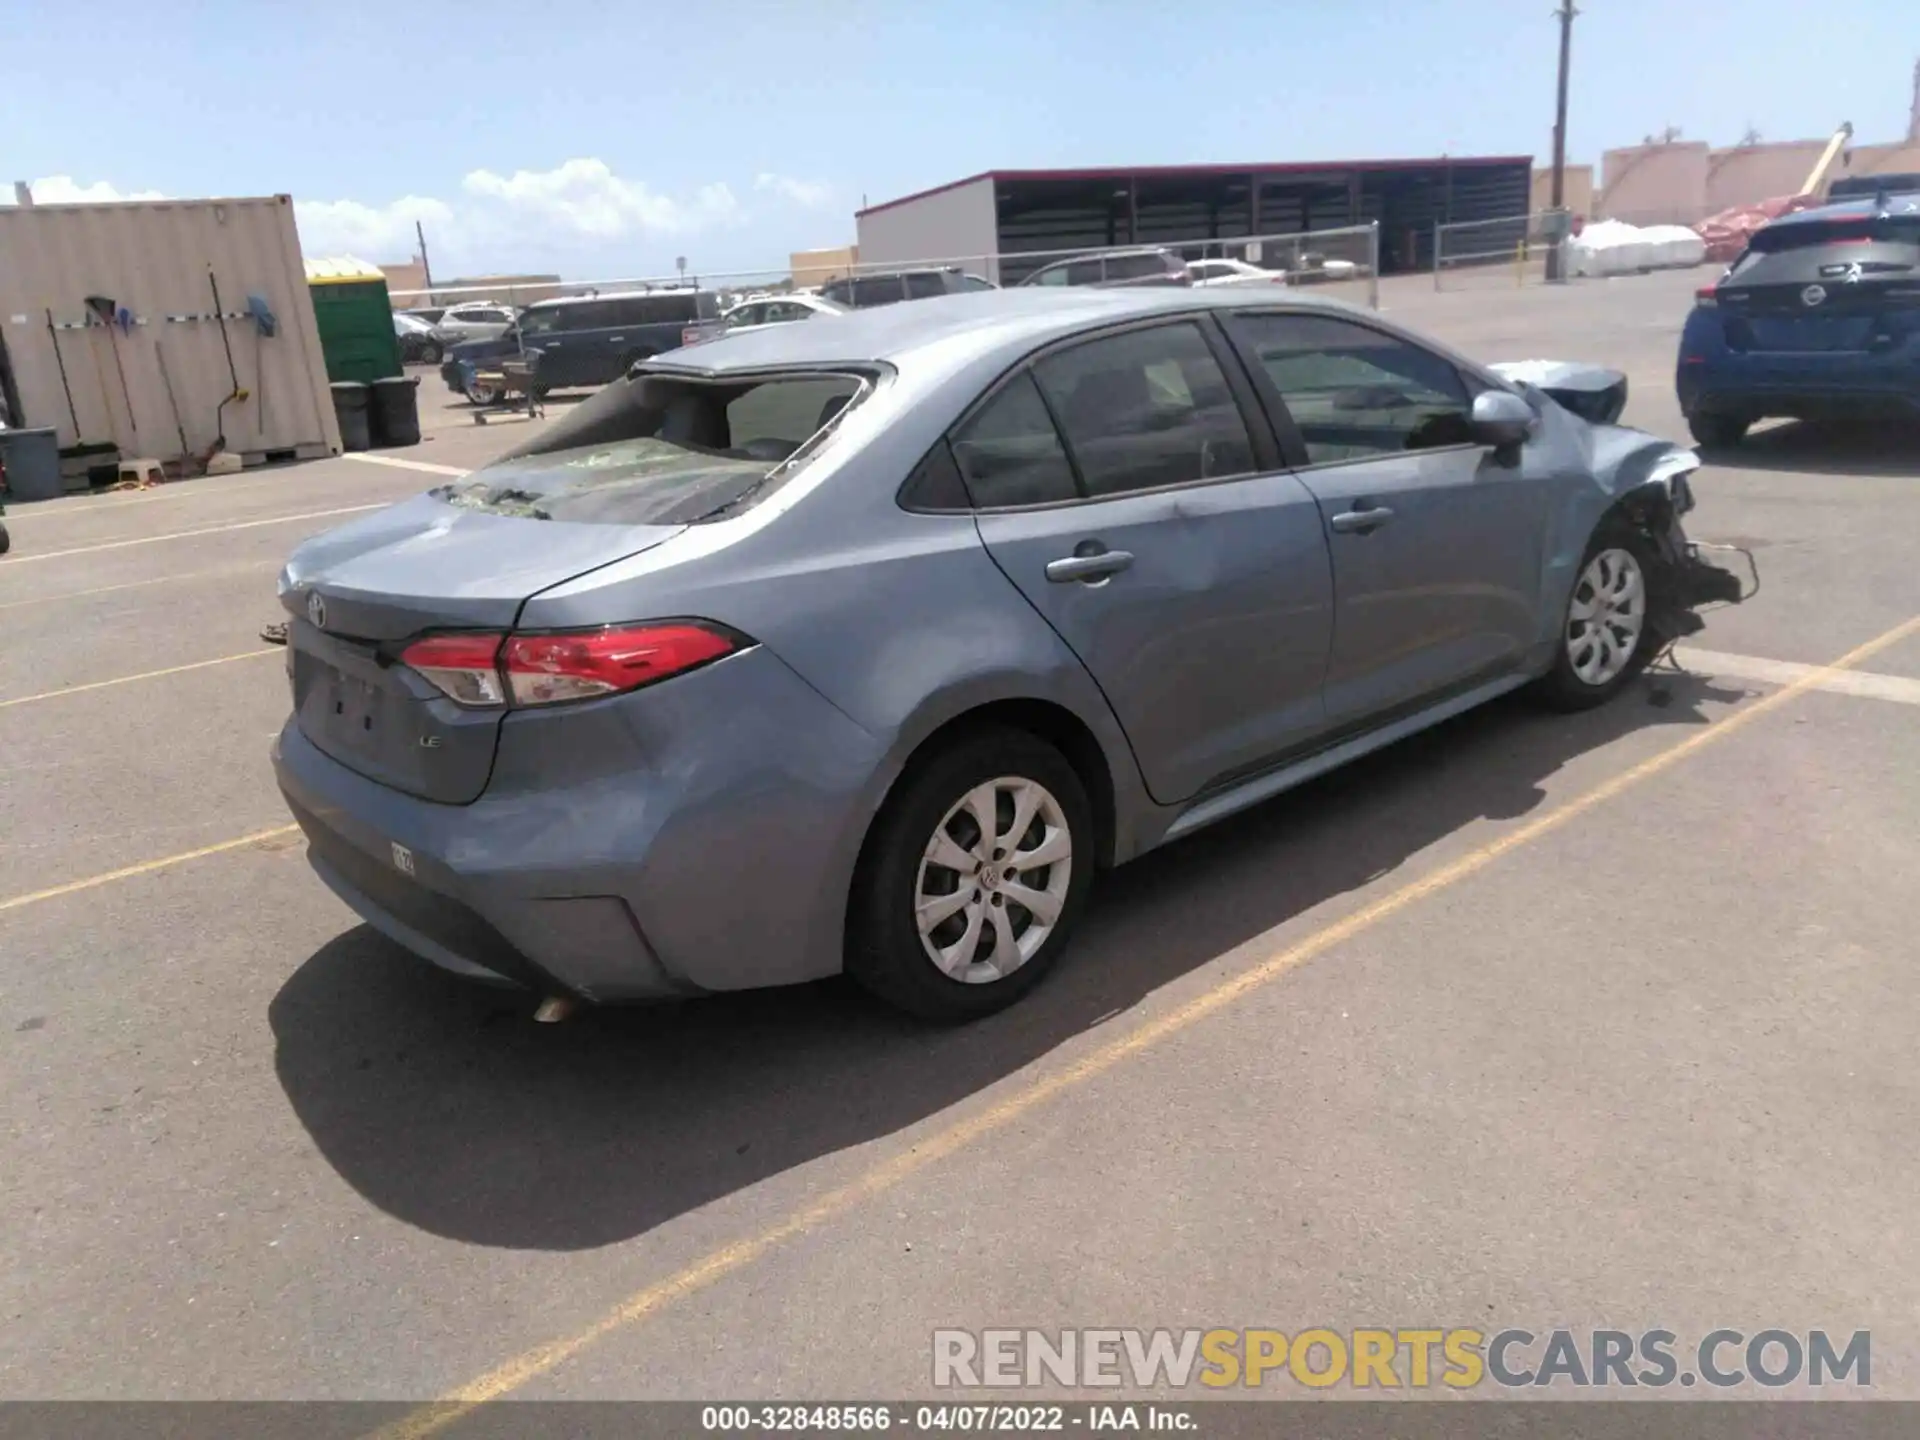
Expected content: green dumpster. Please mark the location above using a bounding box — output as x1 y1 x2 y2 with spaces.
305 256 404 385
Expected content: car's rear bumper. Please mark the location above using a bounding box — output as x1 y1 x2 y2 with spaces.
271 645 891 1003
1677 354 1920 419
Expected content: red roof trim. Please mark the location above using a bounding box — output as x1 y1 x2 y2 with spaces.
856 158 1534 218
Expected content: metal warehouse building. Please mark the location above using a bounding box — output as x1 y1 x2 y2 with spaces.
854 157 1533 284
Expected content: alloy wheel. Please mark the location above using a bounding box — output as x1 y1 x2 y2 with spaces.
914 777 1073 984
1567 547 1646 686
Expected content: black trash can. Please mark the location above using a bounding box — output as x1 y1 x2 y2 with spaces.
0 426 64 502
368 375 422 448
330 382 372 453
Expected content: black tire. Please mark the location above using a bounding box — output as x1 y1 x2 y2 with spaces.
421 342 443 366
847 728 1095 1023
468 379 502 407
1687 412 1748 450
1530 520 1663 712
0 521 10 557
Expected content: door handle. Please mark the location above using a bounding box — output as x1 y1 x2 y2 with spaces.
1328 504 1395 535
608 335 625 342
1045 549 1135 584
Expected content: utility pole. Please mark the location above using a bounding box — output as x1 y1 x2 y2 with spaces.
415 220 434 296
1546 0 1579 282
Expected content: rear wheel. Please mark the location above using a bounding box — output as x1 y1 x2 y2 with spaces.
848 729 1094 1022
467 378 502 407
1531 523 1659 712
421 341 443 365
1687 412 1749 449
0 521 10 557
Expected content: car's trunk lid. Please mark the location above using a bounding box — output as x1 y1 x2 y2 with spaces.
282 494 683 803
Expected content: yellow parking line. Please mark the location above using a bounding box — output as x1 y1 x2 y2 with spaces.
0 649 278 711
369 612 1920 1436
0 824 301 916
5 505 384 564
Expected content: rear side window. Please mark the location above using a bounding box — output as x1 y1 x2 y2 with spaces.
1066 259 1103 286
1106 253 1170 280
436 370 867 524
1726 216 1920 286
1030 264 1072 287
1032 322 1254 497
949 373 1079 509
904 271 949 300
954 274 995 292
848 275 907 308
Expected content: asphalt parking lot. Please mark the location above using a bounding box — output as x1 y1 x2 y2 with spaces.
2 266 1917 1409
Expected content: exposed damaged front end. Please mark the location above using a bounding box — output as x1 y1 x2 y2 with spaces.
1489 359 1757 647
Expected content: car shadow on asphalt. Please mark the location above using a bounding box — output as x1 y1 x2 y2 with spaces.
1706 420 1920 478
270 669 1748 1252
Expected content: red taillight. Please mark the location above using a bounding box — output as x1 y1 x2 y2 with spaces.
1694 286 1719 307
401 623 741 708
399 632 507 707
502 623 738 706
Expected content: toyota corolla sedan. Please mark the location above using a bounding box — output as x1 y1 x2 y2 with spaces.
273 288 1743 1023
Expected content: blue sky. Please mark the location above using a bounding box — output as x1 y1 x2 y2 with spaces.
5 0 1914 279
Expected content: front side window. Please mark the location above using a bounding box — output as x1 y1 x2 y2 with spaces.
1226 312 1473 464
1065 259 1104 286
1032 322 1255 497
955 273 995 292
1028 263 1071 287
904 271 949 300
949 372 1079 509
517 306 565 337
849 275 907 308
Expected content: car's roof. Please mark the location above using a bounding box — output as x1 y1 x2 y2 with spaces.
649 286 1371 378
1773 191 1920 229
529 287 714 309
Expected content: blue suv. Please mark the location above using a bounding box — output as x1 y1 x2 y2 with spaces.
441 287 722 402
1676 190 1920 448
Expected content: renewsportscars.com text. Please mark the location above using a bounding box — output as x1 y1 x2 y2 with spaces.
932 1328 1871 1391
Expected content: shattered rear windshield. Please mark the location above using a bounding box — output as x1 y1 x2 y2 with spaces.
432 369 869 525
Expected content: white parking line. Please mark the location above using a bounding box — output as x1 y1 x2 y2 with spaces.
343 454 469 477
3 505 385 565
1675 647 1920 707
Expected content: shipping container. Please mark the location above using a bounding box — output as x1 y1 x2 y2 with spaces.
0 195 343 482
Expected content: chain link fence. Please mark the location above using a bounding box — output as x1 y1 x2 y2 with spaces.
387 222 1383 315
1432 212 1572 291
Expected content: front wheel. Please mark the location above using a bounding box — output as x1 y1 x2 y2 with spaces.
1687 412 1749 449
848 729 1094 1022
467 379 502 406
421 342 443 366
1531 525 1660 712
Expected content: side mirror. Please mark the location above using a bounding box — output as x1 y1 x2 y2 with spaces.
1469 390 1535 449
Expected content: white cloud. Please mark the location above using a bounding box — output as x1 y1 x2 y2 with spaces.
295 194 456 260
755 172 833 209
462 158 741 239
9 175 166 205
7 160 833 273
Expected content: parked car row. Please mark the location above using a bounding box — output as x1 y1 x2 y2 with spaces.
423 248 1372 401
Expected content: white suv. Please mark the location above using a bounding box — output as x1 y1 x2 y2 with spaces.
433 303 519 344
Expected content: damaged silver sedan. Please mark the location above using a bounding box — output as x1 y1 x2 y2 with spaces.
273 288 1746 1024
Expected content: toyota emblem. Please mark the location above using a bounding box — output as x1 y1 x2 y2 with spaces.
307 591 327 630
1800 284 1827 307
